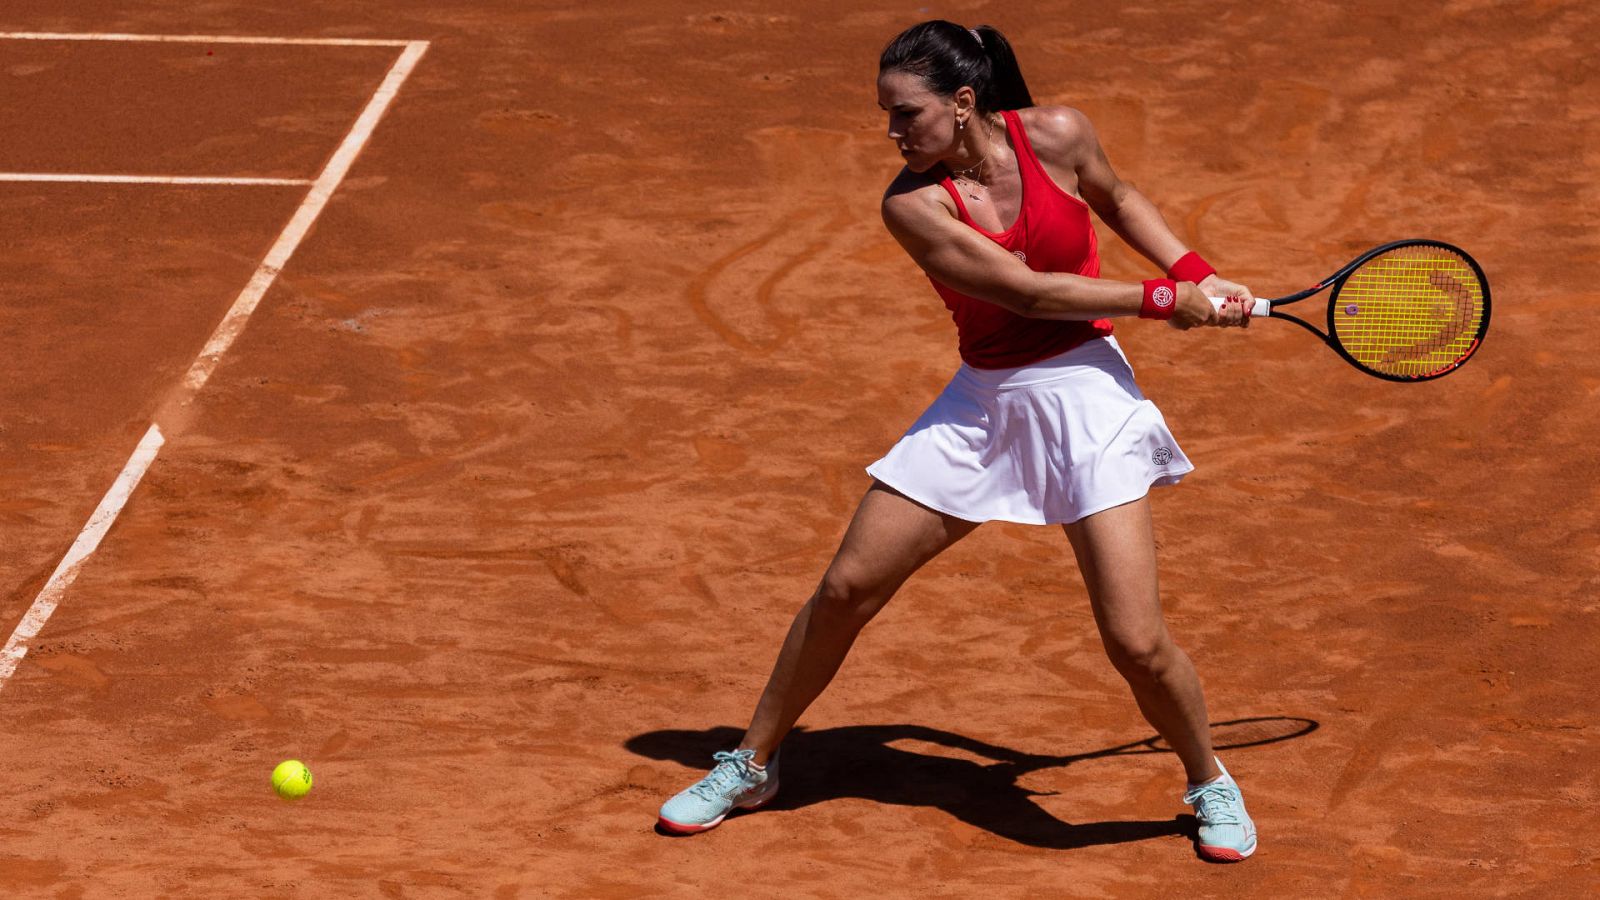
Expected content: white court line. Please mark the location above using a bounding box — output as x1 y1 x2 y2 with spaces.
181 40 429 394
0 425 165 685
0 31 412 47
0 39 430 695
0 174 310 186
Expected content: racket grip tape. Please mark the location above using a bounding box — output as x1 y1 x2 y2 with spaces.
1209 296 1271 318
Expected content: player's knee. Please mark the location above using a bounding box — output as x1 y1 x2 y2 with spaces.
812 567 891 626
1104 630 1174 680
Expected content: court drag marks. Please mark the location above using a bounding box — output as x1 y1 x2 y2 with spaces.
2 1 1598 897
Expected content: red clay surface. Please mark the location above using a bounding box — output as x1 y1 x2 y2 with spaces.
1 2 1597 897
1 41 398 177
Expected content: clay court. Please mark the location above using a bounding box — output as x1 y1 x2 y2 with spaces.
1 1 1596 896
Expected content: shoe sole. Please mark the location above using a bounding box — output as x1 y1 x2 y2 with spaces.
657 784 778 835
1197 838 1257 862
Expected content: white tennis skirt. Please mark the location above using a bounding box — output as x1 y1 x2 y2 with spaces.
865 336 1193 525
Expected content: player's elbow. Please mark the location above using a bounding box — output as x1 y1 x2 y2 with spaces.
941 280 1033 316
1109 178 1143 212
982 283 1040 317
942 269 1034 315
1007 273 1099 320
991 269 1049 316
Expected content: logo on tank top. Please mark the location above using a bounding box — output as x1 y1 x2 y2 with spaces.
1152 447 1174 466
1012 250 1027 263
1152 286 1175 309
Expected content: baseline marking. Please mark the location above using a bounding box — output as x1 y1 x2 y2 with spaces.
0 31 411 47
0 174 310 186
0 38 430 694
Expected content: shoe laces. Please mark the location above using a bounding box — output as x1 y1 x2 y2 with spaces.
1185 780 1243 826
689 749 756 801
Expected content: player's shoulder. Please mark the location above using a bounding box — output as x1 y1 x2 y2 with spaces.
1016 105 1097 150
881 166 953 225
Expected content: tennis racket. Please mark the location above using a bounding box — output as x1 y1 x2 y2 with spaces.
1209 239 1490 382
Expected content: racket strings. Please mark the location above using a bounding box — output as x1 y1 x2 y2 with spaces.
1333 246 1486 378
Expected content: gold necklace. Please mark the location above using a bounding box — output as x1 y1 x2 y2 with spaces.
950 117 994 203
950 154 986 202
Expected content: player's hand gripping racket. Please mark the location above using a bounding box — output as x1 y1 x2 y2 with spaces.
1210 239 1490 382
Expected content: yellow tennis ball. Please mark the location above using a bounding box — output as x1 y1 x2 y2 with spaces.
271 760 313 800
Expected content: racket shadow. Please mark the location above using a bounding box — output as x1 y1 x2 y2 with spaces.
626 716 1318 850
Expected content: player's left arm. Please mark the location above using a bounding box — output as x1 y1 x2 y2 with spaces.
1032 107 1253 312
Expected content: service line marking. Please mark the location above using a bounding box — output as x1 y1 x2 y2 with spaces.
0 37 430 694
0 174 311 186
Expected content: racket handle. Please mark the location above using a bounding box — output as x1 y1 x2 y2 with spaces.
1210 296 1271 318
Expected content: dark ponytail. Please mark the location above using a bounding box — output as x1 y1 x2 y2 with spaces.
971 25 1034 111
879 20 1035 113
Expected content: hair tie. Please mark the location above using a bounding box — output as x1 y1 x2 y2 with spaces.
967 27 984 47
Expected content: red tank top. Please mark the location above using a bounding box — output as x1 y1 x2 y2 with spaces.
931 109 1114 369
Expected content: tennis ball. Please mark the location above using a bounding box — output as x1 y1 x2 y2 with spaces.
271 759 313 800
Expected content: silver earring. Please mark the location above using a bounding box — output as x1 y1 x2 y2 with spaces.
958 117 966 131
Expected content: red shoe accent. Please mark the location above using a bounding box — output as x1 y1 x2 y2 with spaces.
657 814 726 835
656 781 778 835
1198 844 1248 862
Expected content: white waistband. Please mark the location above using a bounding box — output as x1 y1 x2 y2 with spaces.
955 336 1130 390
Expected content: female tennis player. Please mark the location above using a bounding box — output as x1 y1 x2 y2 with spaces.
658 20 1258 862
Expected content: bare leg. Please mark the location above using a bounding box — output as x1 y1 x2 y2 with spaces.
1063 496 1221 785
739 483 980 764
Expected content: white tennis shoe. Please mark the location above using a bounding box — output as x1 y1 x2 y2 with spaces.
1184 758 1257 862
657 748 779 834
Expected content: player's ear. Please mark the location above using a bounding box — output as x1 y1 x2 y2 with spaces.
952 86 977 121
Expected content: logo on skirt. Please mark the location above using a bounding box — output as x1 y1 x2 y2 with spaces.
1152 447 1173 465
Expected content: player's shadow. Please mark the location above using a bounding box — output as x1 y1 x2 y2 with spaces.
626 716 1317 851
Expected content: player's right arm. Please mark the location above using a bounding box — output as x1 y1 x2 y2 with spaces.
879 176 1215 328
